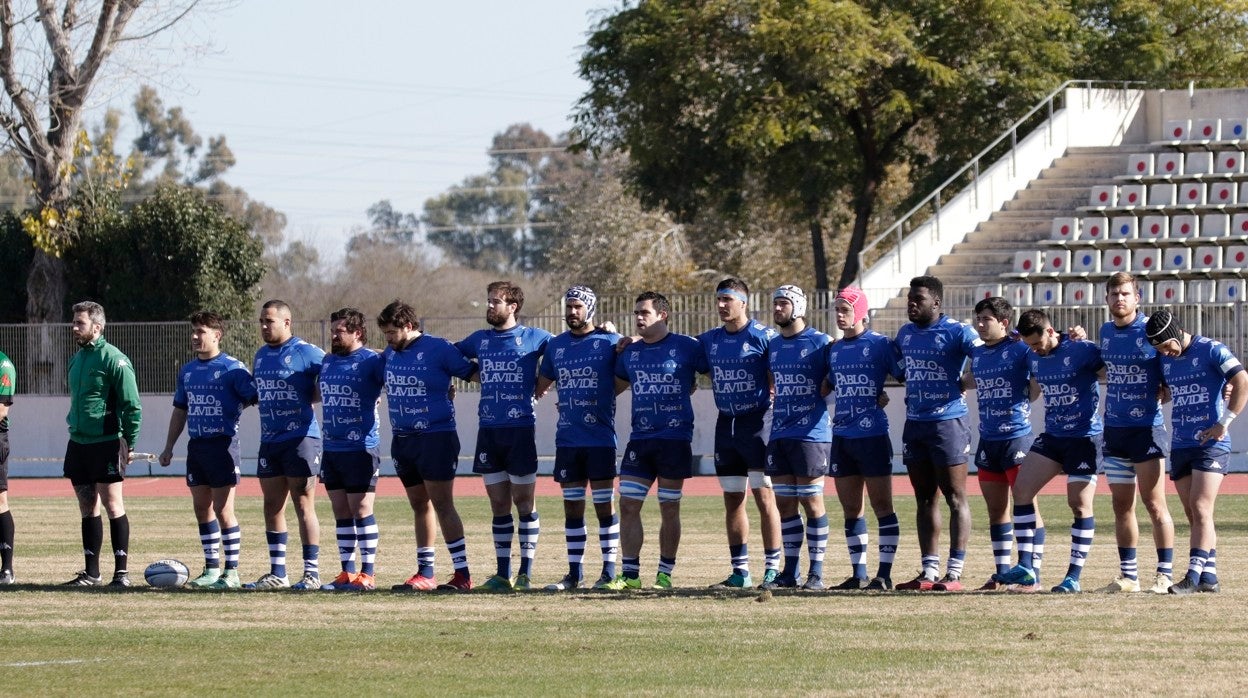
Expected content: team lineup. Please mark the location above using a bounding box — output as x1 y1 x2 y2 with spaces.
0 272 1241 596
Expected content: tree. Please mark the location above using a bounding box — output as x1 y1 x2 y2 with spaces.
576 0 1082 291
346 199 423 255
423 124 588 274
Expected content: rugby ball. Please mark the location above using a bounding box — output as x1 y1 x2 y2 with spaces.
144 559 190 588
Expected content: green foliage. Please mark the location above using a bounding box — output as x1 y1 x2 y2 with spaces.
65 183 266 322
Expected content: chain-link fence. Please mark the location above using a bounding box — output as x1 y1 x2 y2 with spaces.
2 288 1241 394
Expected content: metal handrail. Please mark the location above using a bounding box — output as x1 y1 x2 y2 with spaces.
855 79 1148 286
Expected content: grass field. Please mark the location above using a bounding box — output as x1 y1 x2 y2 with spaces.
2 486 1247 696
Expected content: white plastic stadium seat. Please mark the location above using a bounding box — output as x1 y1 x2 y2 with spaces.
1042 250 1070 273
1155 280 1184 303
1089 185 1116 208
1193 118 1220 141
1170 214 1198 240
1232 213 1248 237
1227 245 1248 268
1163 120 1190 141
1079 216 1107 241
1140 215 1168 240
1071 249 1100 273
1216 151 1244 174
1065 281 1095 306
1218 279 1246 302
1013 250 1041 273
1162 246 1191 271
1209 181 1237 206
1185 152 1213 175
1223 118 1247 142
1156 152 1183 176
1178 182 1206 206
1193 246 1223 270
1132 248 1160 273
1005 283 1032 306
1202 213 1229 237
1127 153 1153 176
1102 249 1131 272
1110 216 1138 240
975 284 1001 301
1050 217 1079 242
1188 280 1217 303
1034 282 1062 305
1135 280 1155 304
1118 184 1146 207
1148 184 1176 206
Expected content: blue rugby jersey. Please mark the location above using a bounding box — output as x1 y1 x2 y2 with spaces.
457 325 553 428
768 327 833 442
1161 335 1245 450
1100 315 1164 428
614 332 705 441
173 352 257 439
538 328 621 448
253 336 325 443
970 338 1033 441
827 330 902 438
383 334 476 434
319 346 385 451
1028 336 1105 437
894 315 982 421
697 322 776 416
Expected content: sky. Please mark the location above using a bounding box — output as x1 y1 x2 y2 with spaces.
99 0 618 260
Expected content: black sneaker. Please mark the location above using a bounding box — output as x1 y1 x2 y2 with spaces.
760 574 799 590
1168 576 1199 595
108 572 131 588
0 570 14 585
64 571 102 586
832 576 867 590
864 576 893 591
801 575 826 591
1197 580 1221 593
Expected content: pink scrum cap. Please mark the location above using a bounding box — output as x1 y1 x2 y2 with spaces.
834 286 870 325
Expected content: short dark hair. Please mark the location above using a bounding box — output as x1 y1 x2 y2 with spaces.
1016 309 1051 337
331 307 368 343
716 277 749 294
190 310 226 334
377 300 420 331
487 280 525 313
973 297 1012 324
71 301 106 329
910 275 943 301
635 290 671 315
261 299 290 313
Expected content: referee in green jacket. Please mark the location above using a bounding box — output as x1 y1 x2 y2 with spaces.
63 301 142 587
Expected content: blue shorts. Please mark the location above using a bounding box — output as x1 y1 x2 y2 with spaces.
975 435 1033 474
765 439 831 478
831 434 893 478
1030 433 1101 478
554 446 617 484
321 448 381 494
1169 445 1231 480
902 417 972 468
257 437 322 479
620 439 693 481
1102 425 1168 464
473 426 538 477
186 436 241 489
713 412 767 477
392 431 460 486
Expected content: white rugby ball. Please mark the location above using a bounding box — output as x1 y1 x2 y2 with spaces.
144 559 190 588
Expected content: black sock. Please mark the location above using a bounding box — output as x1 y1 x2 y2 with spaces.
110 514 130 574
0 510 13 571
83 516 103 577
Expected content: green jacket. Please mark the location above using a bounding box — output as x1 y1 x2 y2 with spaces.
67 336 141 446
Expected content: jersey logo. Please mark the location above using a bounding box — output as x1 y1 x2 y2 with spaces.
1076 462 1092 471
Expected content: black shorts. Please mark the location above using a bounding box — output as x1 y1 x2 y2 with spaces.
713 412 767 477
620 439 693 481
765 438 831 478
553 446 617 484
902 417 972 469
1102 425 1168 464
321 448 381 494
257 437 322 479
1170 446 1231 481
831 434 893 478
392 431 460 486
63 438 126 486
1030 433 1101 479
473 426 538 477
0 431 8 491
186 436 241 489
975 435 1033 474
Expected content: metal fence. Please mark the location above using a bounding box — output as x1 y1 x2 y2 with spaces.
2 288 1241 394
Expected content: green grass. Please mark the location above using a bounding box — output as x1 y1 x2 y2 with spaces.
1 490 1246 696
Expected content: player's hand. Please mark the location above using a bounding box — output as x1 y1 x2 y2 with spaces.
158 448 173 468
1158 383 1172 405
1199 423 1228 445
448 383 457 400
616 336 636 354
877 391 890 408
598 321 618 334
1067 325 1087 341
